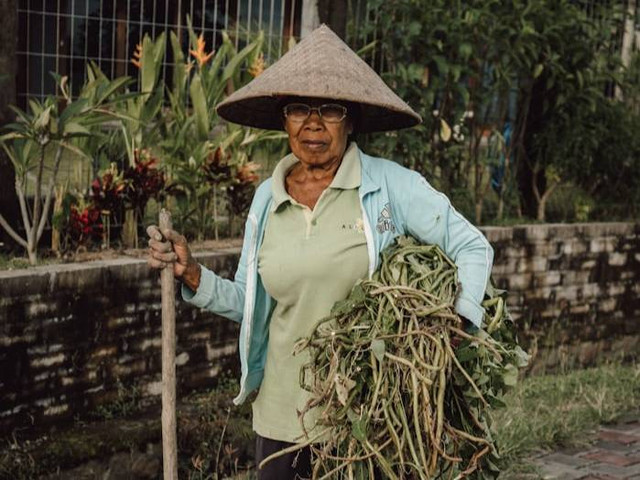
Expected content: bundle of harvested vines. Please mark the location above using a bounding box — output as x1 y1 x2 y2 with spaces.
286 236 529 479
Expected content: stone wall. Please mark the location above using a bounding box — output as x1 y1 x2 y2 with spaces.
482 222 640 373
1 223 639 432
0 250 241 432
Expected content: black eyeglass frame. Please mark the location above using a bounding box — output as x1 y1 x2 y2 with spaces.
282 103 348 123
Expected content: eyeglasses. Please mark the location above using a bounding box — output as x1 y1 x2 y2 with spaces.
283 103 348 123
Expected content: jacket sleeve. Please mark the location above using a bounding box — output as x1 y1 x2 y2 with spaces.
180 209 256 324
401 171 494 327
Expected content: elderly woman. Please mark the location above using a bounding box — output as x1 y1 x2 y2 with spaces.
148 25 493 480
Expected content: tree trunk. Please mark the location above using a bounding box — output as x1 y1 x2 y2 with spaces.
51 185 65 255
475 201 483 226
537 198 547 222
317 0 348 39
497 196 504 221
122 208 138 248
301 0 320 37
0 0 19 252
518 76 547 219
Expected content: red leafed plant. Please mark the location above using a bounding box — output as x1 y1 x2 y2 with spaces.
67 204 104 247
123 148 166 213
202 147 232 183
226 161 260 216
91 165 126 214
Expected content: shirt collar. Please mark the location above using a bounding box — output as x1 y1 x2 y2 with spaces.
270 142 362 212
329 142 361 190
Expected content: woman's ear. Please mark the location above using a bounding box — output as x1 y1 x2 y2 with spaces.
347 118 354 135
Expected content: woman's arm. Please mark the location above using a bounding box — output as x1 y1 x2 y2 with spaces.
147 223 250 324
402 172 494 328
179 218 255 324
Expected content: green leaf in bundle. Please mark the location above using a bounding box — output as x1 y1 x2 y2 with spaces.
502 364 519 387
454 344 478 363
486 391 507 409
351 283 366 302
335 374 356 407
476 373 490 386
371 339 386 362
512 345 531 368
351 417 368 442
330 298 353 316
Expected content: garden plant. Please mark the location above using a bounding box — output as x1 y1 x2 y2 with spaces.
352 0 640 223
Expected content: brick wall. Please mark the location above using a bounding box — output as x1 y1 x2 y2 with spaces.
1 223 638 431
482 222 640 373
0 250 241 432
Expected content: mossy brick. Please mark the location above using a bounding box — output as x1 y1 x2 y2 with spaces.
479 226 513 242
533 271 562 287
590 237 618 253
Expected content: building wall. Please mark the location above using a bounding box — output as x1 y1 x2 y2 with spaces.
1 222 639 431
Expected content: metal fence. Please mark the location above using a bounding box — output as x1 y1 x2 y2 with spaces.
16 0 302 106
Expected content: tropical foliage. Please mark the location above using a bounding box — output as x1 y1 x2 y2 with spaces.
352 0 640 223
0 21 287 259
0 69 132 263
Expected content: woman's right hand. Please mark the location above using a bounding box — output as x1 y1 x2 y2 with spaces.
146 225 202 291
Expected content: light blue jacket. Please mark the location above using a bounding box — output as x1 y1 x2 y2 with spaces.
184 147 494 405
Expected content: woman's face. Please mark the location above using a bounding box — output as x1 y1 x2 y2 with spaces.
283 97 353 169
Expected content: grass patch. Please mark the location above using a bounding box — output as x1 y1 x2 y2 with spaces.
1 363 637 479
495 362 640 478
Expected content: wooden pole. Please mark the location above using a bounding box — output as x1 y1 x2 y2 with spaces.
159 208 178 479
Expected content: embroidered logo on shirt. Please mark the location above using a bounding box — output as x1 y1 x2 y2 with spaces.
376 203 396 233
342 218 365 233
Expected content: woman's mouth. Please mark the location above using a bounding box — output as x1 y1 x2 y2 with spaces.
302 140 328 151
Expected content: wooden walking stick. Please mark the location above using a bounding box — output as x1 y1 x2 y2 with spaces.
159 208 178 479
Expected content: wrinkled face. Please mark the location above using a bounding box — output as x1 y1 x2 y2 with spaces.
283 97 353 168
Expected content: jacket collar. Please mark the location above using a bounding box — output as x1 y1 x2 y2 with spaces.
269 142 366 212
358 148 381 197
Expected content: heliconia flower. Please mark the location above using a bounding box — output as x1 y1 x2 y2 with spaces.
248 52 266 78
190 34 214 68
131 43 143 69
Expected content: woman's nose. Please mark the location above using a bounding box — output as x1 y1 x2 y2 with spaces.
304 112 324 130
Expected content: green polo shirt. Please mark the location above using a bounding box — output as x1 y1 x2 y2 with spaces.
254 143 369 442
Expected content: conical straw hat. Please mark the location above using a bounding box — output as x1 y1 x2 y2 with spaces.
216 25 422 133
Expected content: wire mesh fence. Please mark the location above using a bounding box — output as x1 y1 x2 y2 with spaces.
16 0 301 105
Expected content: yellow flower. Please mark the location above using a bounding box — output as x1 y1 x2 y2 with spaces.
248 52 265 78
131 43 142 69
190 34 214 68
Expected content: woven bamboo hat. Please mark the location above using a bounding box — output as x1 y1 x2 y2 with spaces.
216 25 422 133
